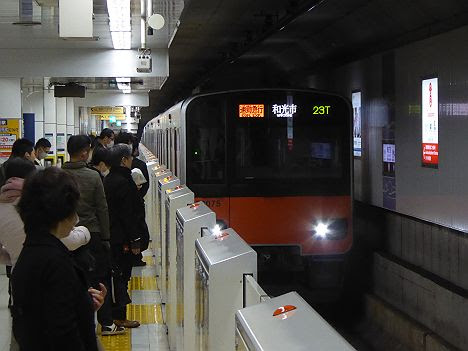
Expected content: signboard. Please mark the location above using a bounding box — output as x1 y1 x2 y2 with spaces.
422 78 438 167
352 91 362 157
57 133 66 152
0 118 21 161
95 113 126 121
272 104 297 118
91 106 125 114
383 144 395 163
239 104 265 118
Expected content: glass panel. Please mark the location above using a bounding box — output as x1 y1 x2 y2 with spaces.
186 98 226 184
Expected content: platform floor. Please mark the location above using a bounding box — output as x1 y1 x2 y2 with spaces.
0 249 168 351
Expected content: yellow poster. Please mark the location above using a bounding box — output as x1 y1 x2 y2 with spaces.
0 118 21 160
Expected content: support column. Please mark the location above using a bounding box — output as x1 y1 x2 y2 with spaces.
43 79 57 166
56 97 66 166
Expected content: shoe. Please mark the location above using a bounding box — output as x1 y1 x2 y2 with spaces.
101 323 125 336
114 319 140 328
134 260 147 267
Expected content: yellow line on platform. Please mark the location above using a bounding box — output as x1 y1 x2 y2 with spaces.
128 276 158 290
126 304 164 324
99 329 131 351
142 255 155 266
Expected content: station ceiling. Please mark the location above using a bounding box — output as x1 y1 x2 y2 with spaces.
143 0 468 126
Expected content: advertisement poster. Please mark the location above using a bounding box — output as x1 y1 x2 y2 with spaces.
0 118 21 161
352 91 362 157
422 78 438 167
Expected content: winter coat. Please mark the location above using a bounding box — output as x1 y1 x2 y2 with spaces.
104 166 145 246
10 233 98 351
62 161 110 240
0 177 91 266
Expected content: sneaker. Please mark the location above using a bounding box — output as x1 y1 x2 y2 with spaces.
114 319 140 328
101 323 125 336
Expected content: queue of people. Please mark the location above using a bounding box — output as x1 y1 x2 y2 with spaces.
0 128 150 350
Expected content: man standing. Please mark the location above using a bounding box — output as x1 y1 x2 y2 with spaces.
62 135 124 336
33 138 51 167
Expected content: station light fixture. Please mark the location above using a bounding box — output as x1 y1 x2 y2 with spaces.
107 0 132 49
116 77 131 94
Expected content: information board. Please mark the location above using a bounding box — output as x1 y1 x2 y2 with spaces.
352 91 362 157
0 118 21 161
422 78 438 167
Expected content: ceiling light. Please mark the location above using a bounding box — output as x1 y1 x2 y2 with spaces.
107 0 131 50
116 77 131 83
111 31 131 50
122 88 131 94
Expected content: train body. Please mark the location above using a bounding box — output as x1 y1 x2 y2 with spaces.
142 89 352 263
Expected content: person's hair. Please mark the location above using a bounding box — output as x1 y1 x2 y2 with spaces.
34 138 51 151
99 128 114 139
132 139 139 154
114 131 134 145
90 146 110 166
17 168 80 235
67 135 91 156
108 144 132 168
11 138 34 158
5 157 36 180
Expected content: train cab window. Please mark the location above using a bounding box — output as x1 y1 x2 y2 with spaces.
232 93 349 184
186 99 226 184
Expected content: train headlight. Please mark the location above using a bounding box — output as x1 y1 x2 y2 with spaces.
313 219 348 240
314 222 329 238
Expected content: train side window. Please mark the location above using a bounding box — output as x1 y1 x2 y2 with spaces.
186 99 226 184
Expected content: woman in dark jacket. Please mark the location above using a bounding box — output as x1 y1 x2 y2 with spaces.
10 167 106 351
104 143 141 328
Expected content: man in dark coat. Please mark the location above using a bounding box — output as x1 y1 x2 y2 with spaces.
104 143 142 329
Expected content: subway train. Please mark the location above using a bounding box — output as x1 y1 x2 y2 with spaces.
142 89 352 285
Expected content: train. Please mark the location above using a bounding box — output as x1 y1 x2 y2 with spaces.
142 89 352 287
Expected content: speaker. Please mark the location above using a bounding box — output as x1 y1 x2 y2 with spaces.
54 84 86 98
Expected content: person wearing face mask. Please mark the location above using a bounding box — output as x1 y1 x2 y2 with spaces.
104 143 143 329
96 128 115 149
88 146 111 181
10 167 106 351
62 136 122 336
33 138 51 167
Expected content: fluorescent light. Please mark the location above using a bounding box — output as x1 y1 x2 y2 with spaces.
122 89 131 94
107 0 131 50
116 77 131 83
111 31 131 49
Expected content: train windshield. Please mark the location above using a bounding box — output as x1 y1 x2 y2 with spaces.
232 91 349 183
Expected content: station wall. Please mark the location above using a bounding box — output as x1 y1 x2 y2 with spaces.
308 24 468 234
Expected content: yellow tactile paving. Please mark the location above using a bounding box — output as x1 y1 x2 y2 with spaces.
126 304 164 324
142 255 155 266
100 330 131 351
128 276 158 290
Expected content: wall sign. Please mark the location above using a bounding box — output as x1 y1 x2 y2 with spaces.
239 104 265 118
0 118 21 161
272 104 297 118
422 78 438 167
352 91 362 157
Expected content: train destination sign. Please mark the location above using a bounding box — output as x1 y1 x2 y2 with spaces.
239 104 265 118
272 104 297 118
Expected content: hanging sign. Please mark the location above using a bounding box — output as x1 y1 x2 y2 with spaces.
422 78 438 167
0 118 21 161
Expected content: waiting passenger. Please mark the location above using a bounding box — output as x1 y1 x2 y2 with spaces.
33 137 51 167
88 146 111 181
96 128 115 149
104 143 143 328
0 138 36 187
10 167 106 351
0 158 92 351
62 136 122 336
114 132 150 266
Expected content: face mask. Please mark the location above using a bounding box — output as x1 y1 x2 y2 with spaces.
107 140 114 148
38 151 47 160
101 169 110 177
